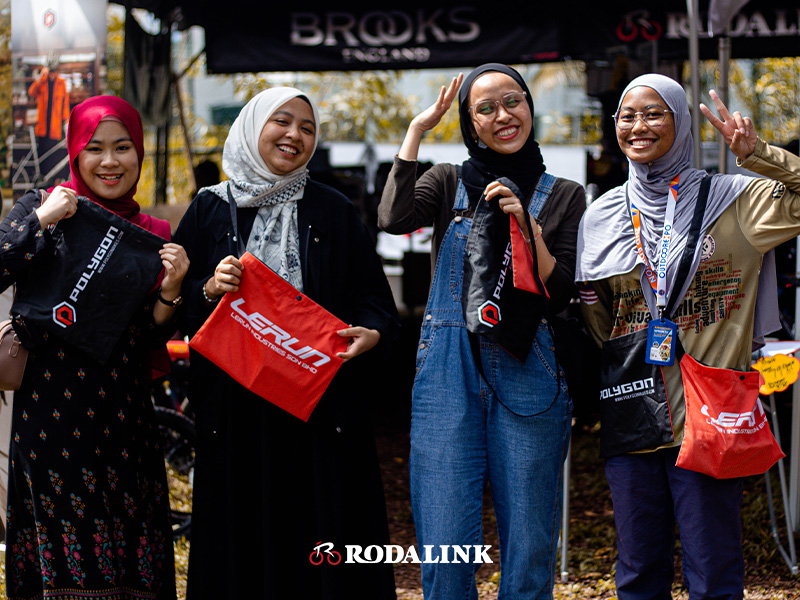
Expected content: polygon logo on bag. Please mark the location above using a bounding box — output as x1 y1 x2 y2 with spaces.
68 225 122 303
229 297 331 367
600 377 655 402
492 241 513 300
478 300 500 327
52 301 76 328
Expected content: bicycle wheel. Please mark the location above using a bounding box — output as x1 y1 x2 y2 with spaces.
153 405 195 540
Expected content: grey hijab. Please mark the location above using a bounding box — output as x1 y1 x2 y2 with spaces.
575 74 778 339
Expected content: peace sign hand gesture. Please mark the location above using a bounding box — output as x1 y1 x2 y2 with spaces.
699 89 757 162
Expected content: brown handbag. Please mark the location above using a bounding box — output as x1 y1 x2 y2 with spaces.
0 319 28 391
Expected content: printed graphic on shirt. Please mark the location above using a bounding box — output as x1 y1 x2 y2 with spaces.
700 235 715 262
611 257 744 338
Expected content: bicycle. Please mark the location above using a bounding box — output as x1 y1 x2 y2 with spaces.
152 338 195 540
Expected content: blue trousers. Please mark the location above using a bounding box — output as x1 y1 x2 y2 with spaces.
605 446 744 600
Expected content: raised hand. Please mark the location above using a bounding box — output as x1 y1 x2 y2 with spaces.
412 73 464 134
699 89 757 161
35 186 78 228
398 73 463 161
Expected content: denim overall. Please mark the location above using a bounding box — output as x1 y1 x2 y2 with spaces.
409 175 573 600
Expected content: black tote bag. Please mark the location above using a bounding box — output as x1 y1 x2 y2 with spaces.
13 197 165 364
598 329 680 457
462 177 547 361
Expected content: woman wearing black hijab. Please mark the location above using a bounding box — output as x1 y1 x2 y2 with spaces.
379 64 585 599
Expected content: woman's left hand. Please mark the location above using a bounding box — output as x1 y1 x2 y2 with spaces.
336 326 380 362
158 242 190 300
699 89 757 161
484 181 527 230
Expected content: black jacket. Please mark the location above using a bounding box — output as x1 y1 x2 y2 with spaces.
173 180 399 600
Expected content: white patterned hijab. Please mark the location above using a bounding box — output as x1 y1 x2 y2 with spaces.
203 87 320 290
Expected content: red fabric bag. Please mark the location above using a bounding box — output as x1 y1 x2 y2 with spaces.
189 252 349 421
676 353 784 479
510 219 548 298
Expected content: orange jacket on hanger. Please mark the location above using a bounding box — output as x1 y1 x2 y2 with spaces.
28 72 70 140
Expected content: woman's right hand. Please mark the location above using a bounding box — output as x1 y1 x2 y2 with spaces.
398 73 463 161
205 255 244 300
35 186 78 228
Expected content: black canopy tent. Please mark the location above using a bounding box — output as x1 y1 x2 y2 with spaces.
118 0 800 200
122 1 799 73
120 0 800 576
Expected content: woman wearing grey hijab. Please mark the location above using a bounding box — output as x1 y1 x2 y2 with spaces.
577 74 800 599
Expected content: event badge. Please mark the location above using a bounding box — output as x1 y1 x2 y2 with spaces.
645 318 678 366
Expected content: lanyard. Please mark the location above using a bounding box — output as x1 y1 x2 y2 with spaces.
630 175 680 317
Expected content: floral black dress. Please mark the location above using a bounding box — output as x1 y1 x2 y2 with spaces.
1 191 176 600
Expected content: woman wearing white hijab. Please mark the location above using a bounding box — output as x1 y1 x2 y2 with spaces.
174 87 399 600
577 74 800 599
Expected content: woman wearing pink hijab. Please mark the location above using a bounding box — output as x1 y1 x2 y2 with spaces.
0 95 187 599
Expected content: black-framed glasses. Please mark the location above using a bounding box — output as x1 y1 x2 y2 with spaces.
613 108 673 130
470 91 528 119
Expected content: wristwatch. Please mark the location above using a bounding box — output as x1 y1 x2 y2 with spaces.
157 288 183 307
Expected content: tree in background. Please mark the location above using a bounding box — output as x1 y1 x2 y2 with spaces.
697 58 800 147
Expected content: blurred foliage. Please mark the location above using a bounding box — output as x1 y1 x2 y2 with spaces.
106 8 125 97
693 58 800 147
234 71 421 144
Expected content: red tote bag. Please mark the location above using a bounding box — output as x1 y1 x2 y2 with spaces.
189 252 349 422
676 353 784 479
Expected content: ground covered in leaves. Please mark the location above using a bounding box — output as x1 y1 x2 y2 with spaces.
2 354 799 599
374 410 800 600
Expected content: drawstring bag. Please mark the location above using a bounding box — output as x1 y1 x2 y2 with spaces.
462 176 548 361
11 197 165 364
676 353 784 478
189 252 349 422
598 327 678 458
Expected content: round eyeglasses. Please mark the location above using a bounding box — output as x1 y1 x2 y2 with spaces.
613 108 673 130
470 91 527 119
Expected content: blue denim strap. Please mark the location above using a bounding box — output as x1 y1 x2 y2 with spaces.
455 173 555 217
527 172 556 220
453 179 470 211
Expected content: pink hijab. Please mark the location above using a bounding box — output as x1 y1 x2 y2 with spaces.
52 95 170 239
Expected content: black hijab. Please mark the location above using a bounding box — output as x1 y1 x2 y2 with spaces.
458 63 546 206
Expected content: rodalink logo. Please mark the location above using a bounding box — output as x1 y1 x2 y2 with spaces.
309 542 493 565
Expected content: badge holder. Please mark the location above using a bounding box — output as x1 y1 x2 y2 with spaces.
645 310 678 366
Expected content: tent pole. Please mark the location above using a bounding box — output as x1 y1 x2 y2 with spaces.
717 36 731 173
687 0 702 169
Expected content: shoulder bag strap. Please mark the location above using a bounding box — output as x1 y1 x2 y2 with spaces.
226 183 245 257
665 175 711 318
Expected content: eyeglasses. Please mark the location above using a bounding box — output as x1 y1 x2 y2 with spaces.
613 108 673 130
470 91 527 119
